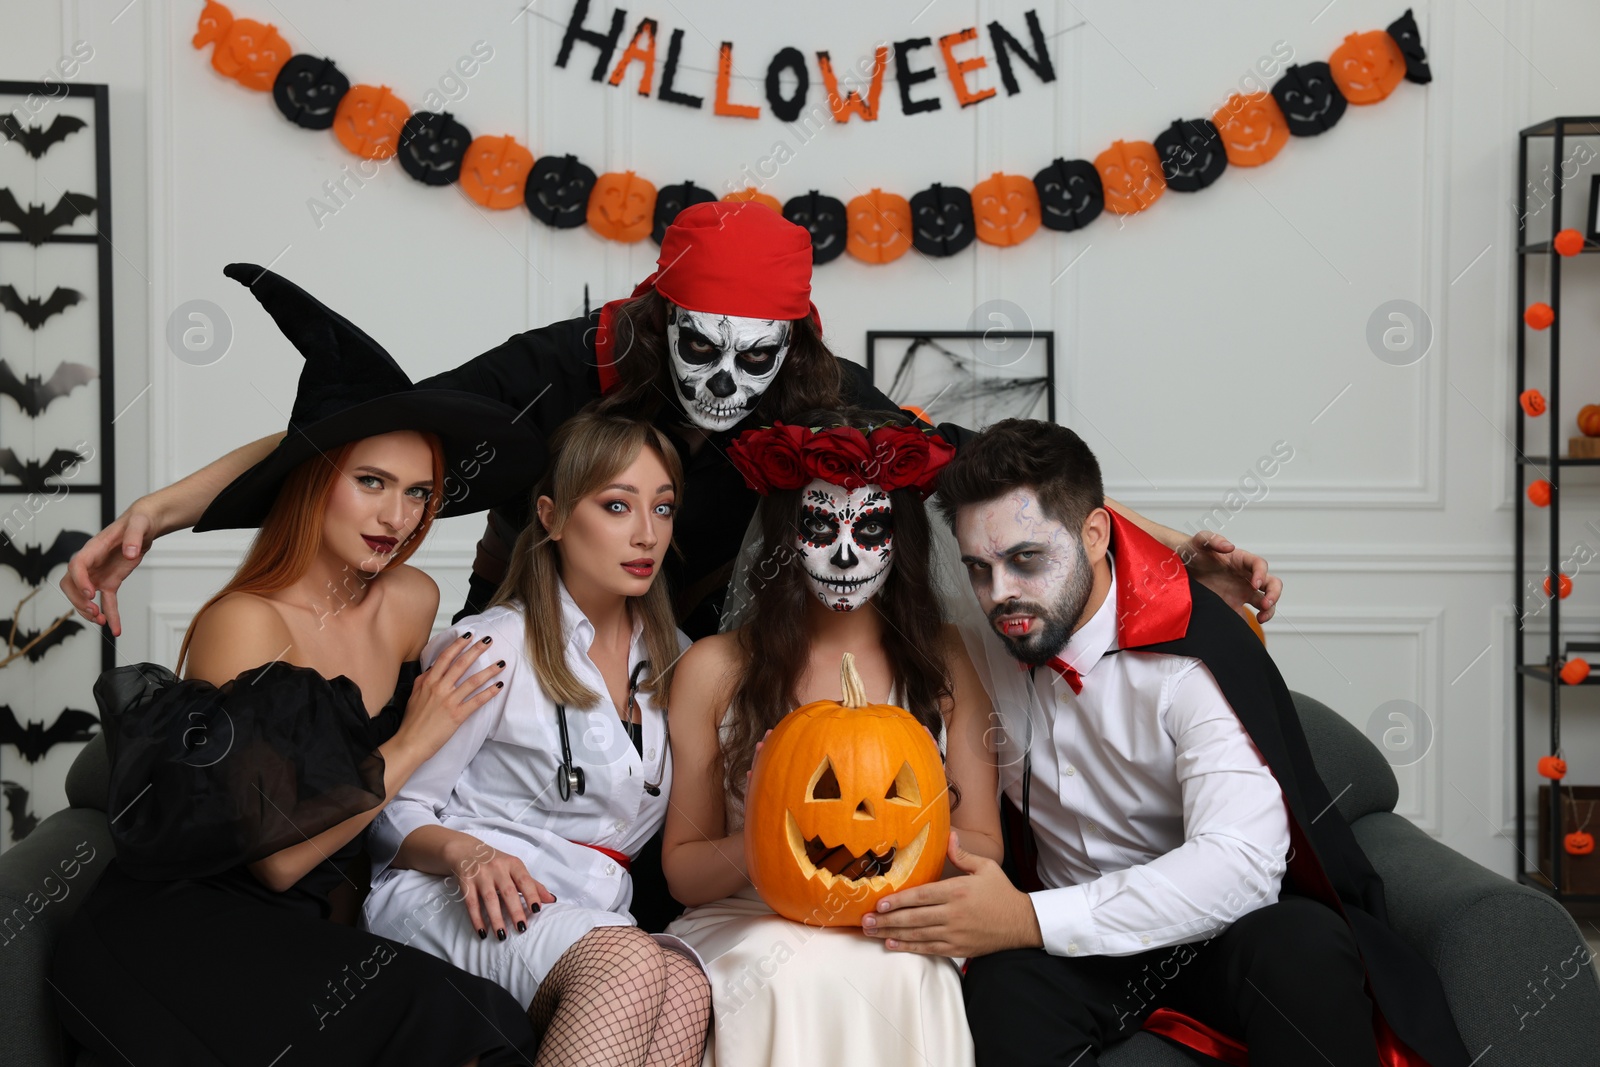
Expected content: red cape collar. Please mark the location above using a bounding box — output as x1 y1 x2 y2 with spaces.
1107 508 1192 647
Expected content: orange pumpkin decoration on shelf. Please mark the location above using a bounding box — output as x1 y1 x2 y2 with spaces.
722 187 782 213
1579 405 1600 437
587 171 658 243
846 188 913 264
459 135 535 210
1328 30 1406 105
1561 658 1592 685
744 653 950 926
1094 140 1166 216
1527 479 1552 507
1554 228 1585 257
1213 92 1289 167
1524 302 1554 331
1567 831 1596 856
333 85 410 160
1520 389 1546 418
971 172 1041 247
1539 755 1568 780
192 1 291 92
1545 573 1573 600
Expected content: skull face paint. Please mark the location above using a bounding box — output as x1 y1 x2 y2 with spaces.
795 479 894 612
954 488 1094 665
666 303 791 432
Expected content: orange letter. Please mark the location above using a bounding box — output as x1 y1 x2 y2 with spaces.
816 46 888 123
715 41 760 118
607 18 658 94
939 27 995 107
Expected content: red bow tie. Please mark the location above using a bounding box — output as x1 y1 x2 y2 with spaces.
1023 656 1083 694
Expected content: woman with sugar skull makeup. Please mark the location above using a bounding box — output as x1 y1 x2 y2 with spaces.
658 409 1003 1067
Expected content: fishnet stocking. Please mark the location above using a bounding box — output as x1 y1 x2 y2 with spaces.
644 949 712 1067
527 926 666 1067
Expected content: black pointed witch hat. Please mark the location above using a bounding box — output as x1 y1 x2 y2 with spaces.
192 262 544 531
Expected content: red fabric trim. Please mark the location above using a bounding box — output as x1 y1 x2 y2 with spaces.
572 841 632 872
1142 1008 1249 1066
1106 509 1191 647
594 299 624 395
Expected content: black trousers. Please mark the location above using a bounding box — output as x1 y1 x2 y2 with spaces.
963 896 1380 1067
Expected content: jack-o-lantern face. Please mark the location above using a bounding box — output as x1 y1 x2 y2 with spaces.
1386 9 1432 85
1567 831 1596 857
745 654 951 926
524 154 597 229
653 181 717 245
1329 31 1406 105
588 171 658 242
398 111 472 186
1214 93 1289 167
1155 119 1227 192
333 85 410 160
846 189 913 264
272 55 349 130
971 172 1041 247
460 135 534 209
1539 755 1568 780
1271 62 1347 136
194 2 291 94
782 190 848 265
722 187 782 213
1094 140 1166 215
909 183 975 257
1034 158 1103 233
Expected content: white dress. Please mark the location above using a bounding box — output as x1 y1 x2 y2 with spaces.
362 586 698 1008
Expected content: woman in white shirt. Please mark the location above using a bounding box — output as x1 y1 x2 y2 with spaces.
363 411 710 1066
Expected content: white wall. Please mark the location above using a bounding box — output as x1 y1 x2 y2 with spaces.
0 0 1594 880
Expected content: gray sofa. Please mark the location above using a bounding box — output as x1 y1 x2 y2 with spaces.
3 692 1597 1065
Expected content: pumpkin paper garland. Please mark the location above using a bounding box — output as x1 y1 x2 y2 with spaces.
846 188 914 264
397 111 471 187
722 186 782 213
782 190 849 264
460 134 535 209
1385 9 1432 85
1154 119 1228 192
1329 30 1407 105
1214 93 1289 167
653 180 718 244
910 182 975 257
525 153 597 228
587 170 657 242
193 1 291 93
1271 62 1348 135
272 55 350 130
333 84 410 160
971 171 1042 246
1033 157 1103 232
1095 139 1166 215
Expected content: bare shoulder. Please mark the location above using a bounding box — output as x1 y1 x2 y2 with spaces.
184 592 296 685
669 632 743 716
381 564 441 658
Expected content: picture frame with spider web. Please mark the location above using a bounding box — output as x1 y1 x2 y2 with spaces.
865 329 1054 429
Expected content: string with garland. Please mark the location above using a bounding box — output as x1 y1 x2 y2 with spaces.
191 1 1431 265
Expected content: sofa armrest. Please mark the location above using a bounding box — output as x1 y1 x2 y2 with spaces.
0 808 115 1067
1352 811 1600 1067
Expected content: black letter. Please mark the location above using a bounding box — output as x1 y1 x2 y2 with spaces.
764 47 809 122
556 0 627 82
893 38 940 116
988 10 1055 95
658 28 704 108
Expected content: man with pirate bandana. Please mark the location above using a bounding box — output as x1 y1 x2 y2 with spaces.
862 419 1468 1067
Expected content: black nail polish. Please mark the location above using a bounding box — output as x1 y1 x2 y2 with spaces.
496 928 506 941
496 681 504 688
516 921 526 933
477 928 486 940
532 902 541 913
496 659 505 668
463 631 473 640
481 635 492 644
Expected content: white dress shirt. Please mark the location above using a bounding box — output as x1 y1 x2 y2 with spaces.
1003 558 1292 958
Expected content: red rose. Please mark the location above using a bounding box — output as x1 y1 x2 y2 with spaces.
866 426 956 494
912 432 956 495
802 427 874 490
728 424 811 493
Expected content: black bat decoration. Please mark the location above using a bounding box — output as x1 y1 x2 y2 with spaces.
0 189 98 245
1 780 38 842
0 616 83 661
0 358 97 416
0 447 88 493
0 284 82 330
0 706 100 764
0 529 92 587
0 114 86 158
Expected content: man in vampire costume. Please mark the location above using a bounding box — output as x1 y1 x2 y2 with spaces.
862 419 1468 1067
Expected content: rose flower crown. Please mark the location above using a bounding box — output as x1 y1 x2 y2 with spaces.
726 421 955 497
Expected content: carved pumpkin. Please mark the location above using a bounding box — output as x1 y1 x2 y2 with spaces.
1154 119 1227 192
1561 658 1591 685
653 181 718 245
1094 140 1166 216
333 84 410 160
1554 228 1585 257
272 55 349 130
1545 573 1573 600
1580 405 1600 437
1539 755 1568 780
524 154 597 229
1214 93 1289 167
1528 479 1552 507
588 170 658 243
782 190 848 265
459 135 534 209
1329 31 1406 105
909 182 975 257
722 187 783 213
1520 389 1546 418
846 188 913 264
1524 302 1555 331
745 654 951 926
1271 62 1347 136
1386 9 1432 84
971 172 1042 247
397 111 472 187
193 3 290 92
1033 158 1103 233
1566 831 1596 856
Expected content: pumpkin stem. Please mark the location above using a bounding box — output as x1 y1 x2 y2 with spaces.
840 653 867 709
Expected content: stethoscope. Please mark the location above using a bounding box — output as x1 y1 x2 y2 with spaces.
555 659 669 800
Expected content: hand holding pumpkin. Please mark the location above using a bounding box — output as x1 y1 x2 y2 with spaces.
861 831 1043 958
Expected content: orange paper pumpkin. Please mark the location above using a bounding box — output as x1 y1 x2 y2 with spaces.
1562 658 1592 685
1328 31 1406 105
333 85 410 160
193 2 291 92
1539 755 1568 780
846 189 913 264
1520 389 1546 418
1554 228 1585 257
459 135 535 210
1527 479 1552 507
744 654 951 926
721 187 782 213
1579 405 1600 437
1566 831 1596 856
587 171 658 243
1545 573 1573 600
1213 93 1289 167
1094 140 1166 216
970 172 1042 247
1524 302 1555 330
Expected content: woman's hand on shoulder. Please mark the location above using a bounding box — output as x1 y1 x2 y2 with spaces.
396 630 506 764
183 593 296 686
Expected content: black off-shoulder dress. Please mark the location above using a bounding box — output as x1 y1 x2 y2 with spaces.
50 658 538 1066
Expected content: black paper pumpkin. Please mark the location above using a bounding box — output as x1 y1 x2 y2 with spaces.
397 111 471 186
523 154 598 229
1033 158 1103 232
1385 9 1432 85
909 182 975 257
782 190 848 265
1271 62 1347 136
1154 119 1226 192
272 55 350 131
652 181 717 244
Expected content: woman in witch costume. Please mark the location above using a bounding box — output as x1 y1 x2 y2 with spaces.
660 409 1002 1066
49 264 543 1066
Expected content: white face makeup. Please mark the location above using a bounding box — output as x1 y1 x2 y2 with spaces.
666 303 791 432
795 479 894 612
954 488 1093 665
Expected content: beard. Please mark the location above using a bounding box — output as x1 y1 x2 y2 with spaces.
988 537 1094 666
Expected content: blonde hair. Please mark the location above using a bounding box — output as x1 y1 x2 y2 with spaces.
487 411 684 707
